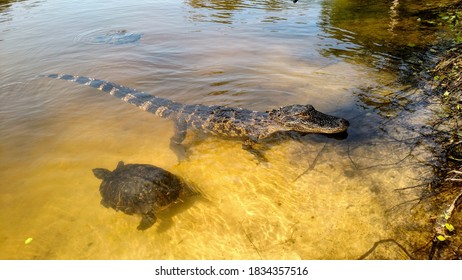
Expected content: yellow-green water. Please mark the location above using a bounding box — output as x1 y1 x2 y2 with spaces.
0 0 447 259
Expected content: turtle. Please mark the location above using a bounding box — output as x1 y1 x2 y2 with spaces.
93 161 186 230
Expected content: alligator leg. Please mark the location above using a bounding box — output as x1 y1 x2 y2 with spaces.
170 119 188 160
242 138 268 162
137 211 157 230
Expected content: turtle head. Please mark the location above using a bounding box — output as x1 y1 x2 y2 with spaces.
268 104 349 134
93 161 125 179
92 168 111 180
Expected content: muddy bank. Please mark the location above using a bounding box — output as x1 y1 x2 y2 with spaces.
358 44 462 260
353 0 462 259
427 43 462 259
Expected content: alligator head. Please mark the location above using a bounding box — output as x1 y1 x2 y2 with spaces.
268 104 349 134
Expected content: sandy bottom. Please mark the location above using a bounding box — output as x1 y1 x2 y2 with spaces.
0 91 430 259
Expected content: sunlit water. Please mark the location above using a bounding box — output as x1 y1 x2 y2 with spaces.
0 0 449 259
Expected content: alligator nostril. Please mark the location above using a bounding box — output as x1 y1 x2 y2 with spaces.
341 119 350 128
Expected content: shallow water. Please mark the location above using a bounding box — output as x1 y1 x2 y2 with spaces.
0 0 450 259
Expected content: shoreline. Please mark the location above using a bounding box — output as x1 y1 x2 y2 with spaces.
428 43 462 259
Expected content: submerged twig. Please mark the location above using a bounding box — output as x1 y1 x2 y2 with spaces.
293 143 327 182
394 182 428 191
240 221 263 260
346 140 415 171
358 239 415 260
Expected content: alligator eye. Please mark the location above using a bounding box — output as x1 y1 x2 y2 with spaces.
296 110 309 117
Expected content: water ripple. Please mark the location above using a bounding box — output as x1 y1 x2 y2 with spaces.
74 29 142 45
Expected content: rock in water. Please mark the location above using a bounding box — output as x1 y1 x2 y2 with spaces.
93 161 186 230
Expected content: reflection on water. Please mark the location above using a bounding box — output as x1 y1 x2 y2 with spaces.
187 0 293 24
318 0 460 76
0 0 451 259
320 0 446 48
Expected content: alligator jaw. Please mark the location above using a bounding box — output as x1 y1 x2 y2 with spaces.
268 104 349 134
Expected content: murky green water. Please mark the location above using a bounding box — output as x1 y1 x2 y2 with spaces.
0 0 455 259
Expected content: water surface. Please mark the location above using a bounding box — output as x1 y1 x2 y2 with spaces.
0 0 449 259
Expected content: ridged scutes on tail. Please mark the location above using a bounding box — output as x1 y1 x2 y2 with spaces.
44 74 179 119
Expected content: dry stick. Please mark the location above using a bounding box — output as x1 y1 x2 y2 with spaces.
448 178 462 182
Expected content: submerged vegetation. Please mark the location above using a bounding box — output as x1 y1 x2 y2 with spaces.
435 44 462 117
428 43 462 259
1 0 461 260
352 0 462 260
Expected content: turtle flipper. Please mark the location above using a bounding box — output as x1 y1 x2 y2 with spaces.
116 161 125 169
100 199 111 208
137 211 157 230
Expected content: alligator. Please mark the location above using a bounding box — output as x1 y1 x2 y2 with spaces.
45 74 349 159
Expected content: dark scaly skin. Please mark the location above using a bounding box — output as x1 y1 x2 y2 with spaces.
93 161 185 230
46 74 349 159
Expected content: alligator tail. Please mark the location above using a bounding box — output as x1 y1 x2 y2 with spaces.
44 74 180 118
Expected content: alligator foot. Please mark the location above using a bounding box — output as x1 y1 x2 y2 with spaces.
170 142 189 161
170 120 189 161
242 140 268 162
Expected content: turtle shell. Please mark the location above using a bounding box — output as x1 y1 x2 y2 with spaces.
93 161 185 230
